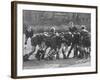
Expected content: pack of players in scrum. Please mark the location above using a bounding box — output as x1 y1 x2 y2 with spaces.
23 22 91 61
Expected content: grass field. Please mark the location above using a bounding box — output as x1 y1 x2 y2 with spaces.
23 58 91 69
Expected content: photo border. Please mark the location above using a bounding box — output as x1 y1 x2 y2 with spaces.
11 1 98 79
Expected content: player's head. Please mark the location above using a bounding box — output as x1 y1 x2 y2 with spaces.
50 27 55 33
69 21 74 27
81 25 86 30
28 26 32 32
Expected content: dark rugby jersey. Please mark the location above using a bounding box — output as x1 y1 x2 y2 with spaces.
69 26 78 33
26 29 34 38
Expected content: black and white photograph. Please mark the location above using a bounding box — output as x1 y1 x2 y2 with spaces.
23 10 91 69
11 1 97 78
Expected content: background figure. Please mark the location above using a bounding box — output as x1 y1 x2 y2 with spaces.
25 26 34 45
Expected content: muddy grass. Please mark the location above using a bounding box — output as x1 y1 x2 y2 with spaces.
23 57 91 69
